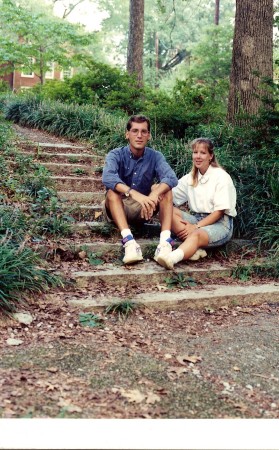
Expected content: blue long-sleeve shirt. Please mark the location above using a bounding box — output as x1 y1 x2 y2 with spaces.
102 145 178 196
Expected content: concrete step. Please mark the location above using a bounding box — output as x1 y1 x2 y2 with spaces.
17 151 104 164
34 238 159 259
67 282 279 310
42 162 103 176
72 260 239 289
34 238 257 262
63 205 103 221
19 142 89 153
57 192 105 204
50 176 103 192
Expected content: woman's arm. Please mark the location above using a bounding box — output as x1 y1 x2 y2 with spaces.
177 210 225 240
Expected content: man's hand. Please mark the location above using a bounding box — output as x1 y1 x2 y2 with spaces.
148 190 160 206
176 220 198 240
130 190 156 220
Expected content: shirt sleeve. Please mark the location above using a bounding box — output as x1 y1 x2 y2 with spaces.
155 152 178 189
102 149 126 191
172 174 190 206
213 173 237 215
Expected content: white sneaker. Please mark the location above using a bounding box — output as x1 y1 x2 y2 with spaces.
156 253 174 270
123 241 143 264
154 241 172 262
189 249 207 261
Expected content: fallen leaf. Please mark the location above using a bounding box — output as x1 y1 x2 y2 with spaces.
94 211 103 219
156 284 168 292
12 312 33 325
177 354 201 365
168 366 189 376
233 366 241 371
146 391 160 404
6 338 23 346
78 251 87 259
46 367 59 373
66 404 82 413
119 388 145 404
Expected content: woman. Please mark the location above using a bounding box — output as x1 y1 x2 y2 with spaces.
156 138 237 270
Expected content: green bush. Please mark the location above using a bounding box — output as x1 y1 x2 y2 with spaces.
0 240 63 313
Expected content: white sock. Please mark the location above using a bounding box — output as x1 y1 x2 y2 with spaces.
160 230 171 244
169 248 184 264
121 228 132 239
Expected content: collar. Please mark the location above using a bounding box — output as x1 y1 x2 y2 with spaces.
128 145 145 160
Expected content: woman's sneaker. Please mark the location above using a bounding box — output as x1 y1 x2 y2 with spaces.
156 253 174 270
122 238 143 264
189 249 207 261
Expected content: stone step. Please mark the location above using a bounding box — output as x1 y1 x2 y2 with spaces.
72 260 240 289
63 205 103 221
34 238 257 262
50 176 103 191
19 142 89 153
17 151 104 164
67 282 279 310
34 238 159 259
57 192 105 204
42 162 103 176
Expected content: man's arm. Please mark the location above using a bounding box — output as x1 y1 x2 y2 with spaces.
102 148 126 191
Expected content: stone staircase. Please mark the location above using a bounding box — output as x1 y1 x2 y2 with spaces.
16 136 279 310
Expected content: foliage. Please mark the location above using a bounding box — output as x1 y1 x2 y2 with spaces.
232 259 279 281
33 59 146 114
165 273 197 289
0 0 94 83
79 312 104 327
105 300 139 319
87 252 104 266
0 239 63 313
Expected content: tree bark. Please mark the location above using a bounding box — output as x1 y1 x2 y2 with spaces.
127 0 144 86
227 0 273 124
215 0 220 25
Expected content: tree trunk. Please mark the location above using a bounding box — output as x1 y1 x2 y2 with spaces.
127 0 144 86
215 0 220 25
227 0 273 123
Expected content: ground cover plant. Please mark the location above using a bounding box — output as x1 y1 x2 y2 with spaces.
0 117 69 313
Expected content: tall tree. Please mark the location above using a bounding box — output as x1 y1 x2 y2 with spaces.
227 0 274 123
214 0 220 25
127 0 144 85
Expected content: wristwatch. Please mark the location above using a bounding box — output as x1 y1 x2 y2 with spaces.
125 187 132 197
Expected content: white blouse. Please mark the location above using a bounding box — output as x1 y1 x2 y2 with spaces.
172 165 237 217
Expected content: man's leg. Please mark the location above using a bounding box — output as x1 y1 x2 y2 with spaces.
154 189 174 262
105 190 143 264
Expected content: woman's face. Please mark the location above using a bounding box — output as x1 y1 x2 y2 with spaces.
192 143 212 174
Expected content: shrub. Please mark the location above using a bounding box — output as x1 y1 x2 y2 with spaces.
0 240 63 313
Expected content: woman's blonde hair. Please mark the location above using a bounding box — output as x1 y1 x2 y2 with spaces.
190 138 220 187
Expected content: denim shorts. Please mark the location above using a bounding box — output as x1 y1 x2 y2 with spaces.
180 211 234 248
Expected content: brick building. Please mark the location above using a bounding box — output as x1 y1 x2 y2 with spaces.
1 63 73 91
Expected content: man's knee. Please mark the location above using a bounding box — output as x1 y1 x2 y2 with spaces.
106 189 121 204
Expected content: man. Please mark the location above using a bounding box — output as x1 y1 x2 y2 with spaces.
102 115 178 264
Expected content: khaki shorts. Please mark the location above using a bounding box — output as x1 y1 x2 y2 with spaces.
102 195 159 225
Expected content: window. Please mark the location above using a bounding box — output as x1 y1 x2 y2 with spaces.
21 57 35 78
60 67 73 80
45 62 55 79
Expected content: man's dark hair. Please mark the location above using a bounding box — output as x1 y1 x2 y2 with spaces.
126 115 151 132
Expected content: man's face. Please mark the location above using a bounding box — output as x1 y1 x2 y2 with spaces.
126 121 150 152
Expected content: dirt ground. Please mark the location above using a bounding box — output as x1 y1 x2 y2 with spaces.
1 124 279 425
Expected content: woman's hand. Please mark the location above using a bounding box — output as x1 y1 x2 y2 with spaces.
176 220 198 240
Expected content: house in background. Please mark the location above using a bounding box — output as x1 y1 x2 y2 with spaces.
1 62 74 91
